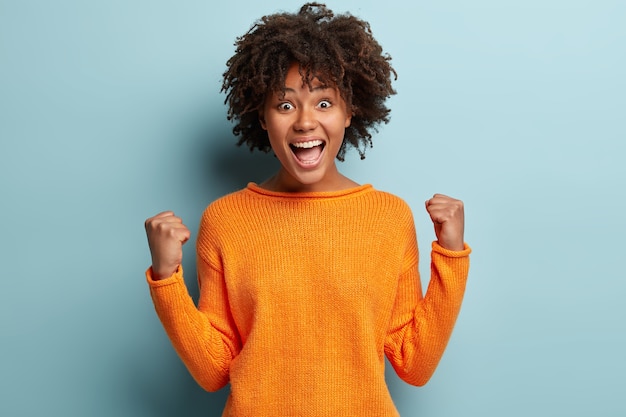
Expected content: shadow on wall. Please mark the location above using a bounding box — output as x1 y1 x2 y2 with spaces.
194 117 279 199
131 359 231 417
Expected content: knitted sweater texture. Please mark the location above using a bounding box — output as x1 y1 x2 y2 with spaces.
146 183 471 416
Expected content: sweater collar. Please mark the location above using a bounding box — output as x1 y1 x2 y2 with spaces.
246 182 373 199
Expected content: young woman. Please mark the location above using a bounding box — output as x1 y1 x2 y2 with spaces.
144 3 470 416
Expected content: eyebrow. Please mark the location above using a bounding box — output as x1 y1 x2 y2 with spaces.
283 85 331 93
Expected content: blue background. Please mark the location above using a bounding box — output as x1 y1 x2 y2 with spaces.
1 0 625 416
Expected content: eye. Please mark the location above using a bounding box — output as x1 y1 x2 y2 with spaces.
278 102 293 111
318 100 332 109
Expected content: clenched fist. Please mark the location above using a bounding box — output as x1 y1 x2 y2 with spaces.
425 194 465 251
145 211 191 280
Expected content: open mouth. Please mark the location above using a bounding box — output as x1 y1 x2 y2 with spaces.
289 139 326 165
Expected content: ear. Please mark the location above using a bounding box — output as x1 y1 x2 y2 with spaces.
344 113 352 128
344 107 353 128
258 110 267 130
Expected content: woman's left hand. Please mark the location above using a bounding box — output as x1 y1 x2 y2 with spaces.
425 194 465 251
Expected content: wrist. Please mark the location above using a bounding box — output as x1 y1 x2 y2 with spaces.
436 239 464 251
152 264 179 280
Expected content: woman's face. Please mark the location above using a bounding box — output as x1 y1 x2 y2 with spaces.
260 63 352 192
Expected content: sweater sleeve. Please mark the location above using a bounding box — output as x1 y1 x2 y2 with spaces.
146 260 241 392
384 240 471 386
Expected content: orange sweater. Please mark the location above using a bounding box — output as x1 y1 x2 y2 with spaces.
146 183 471 416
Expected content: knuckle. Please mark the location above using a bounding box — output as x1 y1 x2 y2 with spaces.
155 221 170 234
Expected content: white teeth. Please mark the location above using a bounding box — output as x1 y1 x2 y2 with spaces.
291 140 323 149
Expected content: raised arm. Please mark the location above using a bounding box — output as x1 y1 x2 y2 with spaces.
385 195 470 386
144 211 240 391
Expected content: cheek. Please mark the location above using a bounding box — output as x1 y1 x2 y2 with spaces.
265 124 287 154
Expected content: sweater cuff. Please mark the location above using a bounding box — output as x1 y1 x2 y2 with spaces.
432 241 471 257
145 265 184 287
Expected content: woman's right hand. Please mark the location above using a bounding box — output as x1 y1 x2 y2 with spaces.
144 211 190 280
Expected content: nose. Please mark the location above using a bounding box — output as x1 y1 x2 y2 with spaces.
293 106 317 132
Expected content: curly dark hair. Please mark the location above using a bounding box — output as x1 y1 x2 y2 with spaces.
221 2 397 160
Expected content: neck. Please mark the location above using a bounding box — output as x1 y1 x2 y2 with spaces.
259 169 359 193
